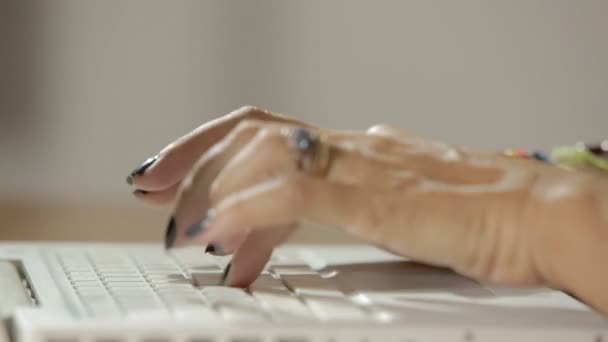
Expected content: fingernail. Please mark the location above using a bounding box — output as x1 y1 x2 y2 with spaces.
220 262 232 285
204 244 216 253
164 216 176 250
127 156 158 184
133 189 149 195
185 209 215 238
204 243 224 255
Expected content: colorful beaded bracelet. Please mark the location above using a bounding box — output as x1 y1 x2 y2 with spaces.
504 141 608 173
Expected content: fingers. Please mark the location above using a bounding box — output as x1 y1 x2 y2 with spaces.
141 114 546 289
205 229 250 256
208 131 297 201
200 176 387 246
132 183 180 206
223 225 296 288
171 124 404 248
155 119 523 287
127 106 311 192
170 120 282 247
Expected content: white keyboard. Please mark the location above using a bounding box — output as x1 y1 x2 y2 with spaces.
3 244 604 342
55 247 369 323
53 245 590 328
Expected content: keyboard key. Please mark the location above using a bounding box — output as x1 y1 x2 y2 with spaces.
93 261 133 267
219 305 267 323
279 273 367 321
101 274 143 278
68 273 99 281
103 277 146 284
109 291 156 299
147 274 190 281
248 274 285 292
280 274 344 295
152 276 191 283
140 265 181 271
172 307 222 322
199 286 257 306
269 254 309 266
142 269 182 275
338 271 483 292
161 292 205 301
110 288 155 295
76 288 107 296
95 267 138 272
199 286 267 323
72 280 104 288
105 282 149 288
191 272 224 287
97 271 139 276
304 296 367 321
209 255 232 267
154 285 196 293
114 293 159 302
253 292 313 322
271 266 316 275
183 265 220 272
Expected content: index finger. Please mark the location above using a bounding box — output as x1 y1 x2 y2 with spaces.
127 106 311 191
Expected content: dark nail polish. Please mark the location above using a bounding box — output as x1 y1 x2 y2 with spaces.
220 262 232 285
204 244 216 253
164 216 176 250
185 209 214 238
204 243 224 255
127 156 158 184
133 189 149 195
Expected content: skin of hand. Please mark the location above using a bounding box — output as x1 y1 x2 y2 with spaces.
127 106 608 313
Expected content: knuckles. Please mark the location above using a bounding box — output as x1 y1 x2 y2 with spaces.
232 105 270 121
366 124 395 135
230 119 289 152
254 128 287 150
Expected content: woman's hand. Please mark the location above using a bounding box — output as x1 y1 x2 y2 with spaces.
127 106 607 311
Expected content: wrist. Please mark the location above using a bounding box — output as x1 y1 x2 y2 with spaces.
534 174 608 312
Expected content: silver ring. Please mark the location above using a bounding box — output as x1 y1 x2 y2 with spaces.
289 128 331 176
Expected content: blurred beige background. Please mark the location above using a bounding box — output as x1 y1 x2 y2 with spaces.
1 0 607 242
